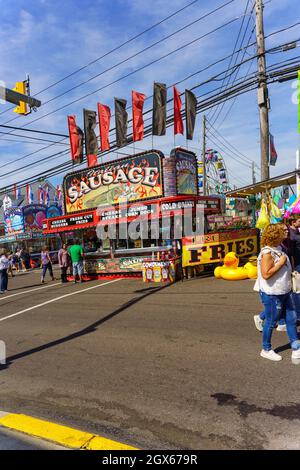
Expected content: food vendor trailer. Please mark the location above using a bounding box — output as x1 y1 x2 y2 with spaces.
43 148 223 278
43 147 259 279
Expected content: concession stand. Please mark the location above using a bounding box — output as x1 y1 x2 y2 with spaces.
43 147 259 279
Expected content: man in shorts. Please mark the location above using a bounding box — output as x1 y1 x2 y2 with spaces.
68 240 84 283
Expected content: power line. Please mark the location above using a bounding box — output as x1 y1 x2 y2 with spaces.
210 2 256 125
0 40 298 190
0 0 204 118
0 15 243 134
0 75 260 189
206 117 256 164
0 0 236 131
208 0 253 121
0 124 68 138
206 132 252 168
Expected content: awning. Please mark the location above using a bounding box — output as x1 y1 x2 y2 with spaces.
225 171 298 198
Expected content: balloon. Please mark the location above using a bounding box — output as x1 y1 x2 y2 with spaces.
277 198 284 209
256 199 270 229
288 194 297 205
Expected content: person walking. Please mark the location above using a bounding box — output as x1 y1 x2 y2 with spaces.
288 216 300 271
20 248 30 272
58 243 70 283
68 240 84 283
254 223 289 332
256 223 300 363
0 249 10 294
40 246 55 283
7 251 15 278
15 248 21 272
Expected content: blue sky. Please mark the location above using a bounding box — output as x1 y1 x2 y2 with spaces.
0 0 299 191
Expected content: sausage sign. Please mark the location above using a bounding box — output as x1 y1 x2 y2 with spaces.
182 228 259 267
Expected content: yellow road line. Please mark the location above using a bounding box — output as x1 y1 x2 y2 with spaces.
0 413 137 450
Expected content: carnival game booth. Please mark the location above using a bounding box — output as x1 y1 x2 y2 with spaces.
43 148 224 279
0 203 61 266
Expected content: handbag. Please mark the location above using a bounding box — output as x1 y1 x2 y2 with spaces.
292 271 300 293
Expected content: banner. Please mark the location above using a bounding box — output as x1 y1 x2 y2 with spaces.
46 205 62 219
63 151 164 214
115 98 128 147
185 89 197 140
132 91 146 142
67 115 84 164
23 204 47 232
84 109 98 167
298 70 300 134
173 86 183 135
173 148 198 195
97 103 111 152
4 207 24 235
269 133 278 166
152 82 167 136
182 228 258 267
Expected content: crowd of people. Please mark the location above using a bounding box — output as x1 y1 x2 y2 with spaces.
0 240 85 293
41 240 85 284
255 217 300 364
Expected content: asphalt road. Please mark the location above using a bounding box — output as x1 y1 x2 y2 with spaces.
0 268 300 450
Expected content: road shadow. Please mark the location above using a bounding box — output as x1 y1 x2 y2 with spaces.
274 343 292 354
2 283 171 369
5 283 47 292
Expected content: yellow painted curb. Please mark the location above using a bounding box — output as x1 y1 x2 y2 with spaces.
0 413 137 450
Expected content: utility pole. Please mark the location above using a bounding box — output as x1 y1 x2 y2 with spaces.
202 114 207 195
255 0 270 181
252 161 256 184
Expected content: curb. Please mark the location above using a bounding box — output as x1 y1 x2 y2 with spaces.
0 412 138 450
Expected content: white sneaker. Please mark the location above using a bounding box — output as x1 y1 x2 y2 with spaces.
254 315 264 332
291 349 300 365
276 324 287 332
260 349 282 361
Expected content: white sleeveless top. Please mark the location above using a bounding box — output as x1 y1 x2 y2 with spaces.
255 246 292 295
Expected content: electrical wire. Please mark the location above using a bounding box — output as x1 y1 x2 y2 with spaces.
208 0 253 121
210 2 256 125
0 39 299 191
0 0 204 118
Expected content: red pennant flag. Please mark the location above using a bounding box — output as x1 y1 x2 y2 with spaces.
132 91 146 142
173 86 184 135
67 115 84 164
97 103 111 152
87 154 98 168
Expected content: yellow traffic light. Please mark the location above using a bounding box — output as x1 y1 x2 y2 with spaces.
13 81 28 115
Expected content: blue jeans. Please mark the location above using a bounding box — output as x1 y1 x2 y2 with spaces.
42 262 53 279
259 310 286 325
293 264 300 319
72 261 83 277
259 292 285 325
0 269 8 292
260 291 300 351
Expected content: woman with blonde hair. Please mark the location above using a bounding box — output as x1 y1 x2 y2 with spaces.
256 223 300 363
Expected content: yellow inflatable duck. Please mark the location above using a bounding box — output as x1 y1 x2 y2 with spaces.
214 252 257 281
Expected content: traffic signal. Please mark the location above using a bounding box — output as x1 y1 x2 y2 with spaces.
13 81 28 115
